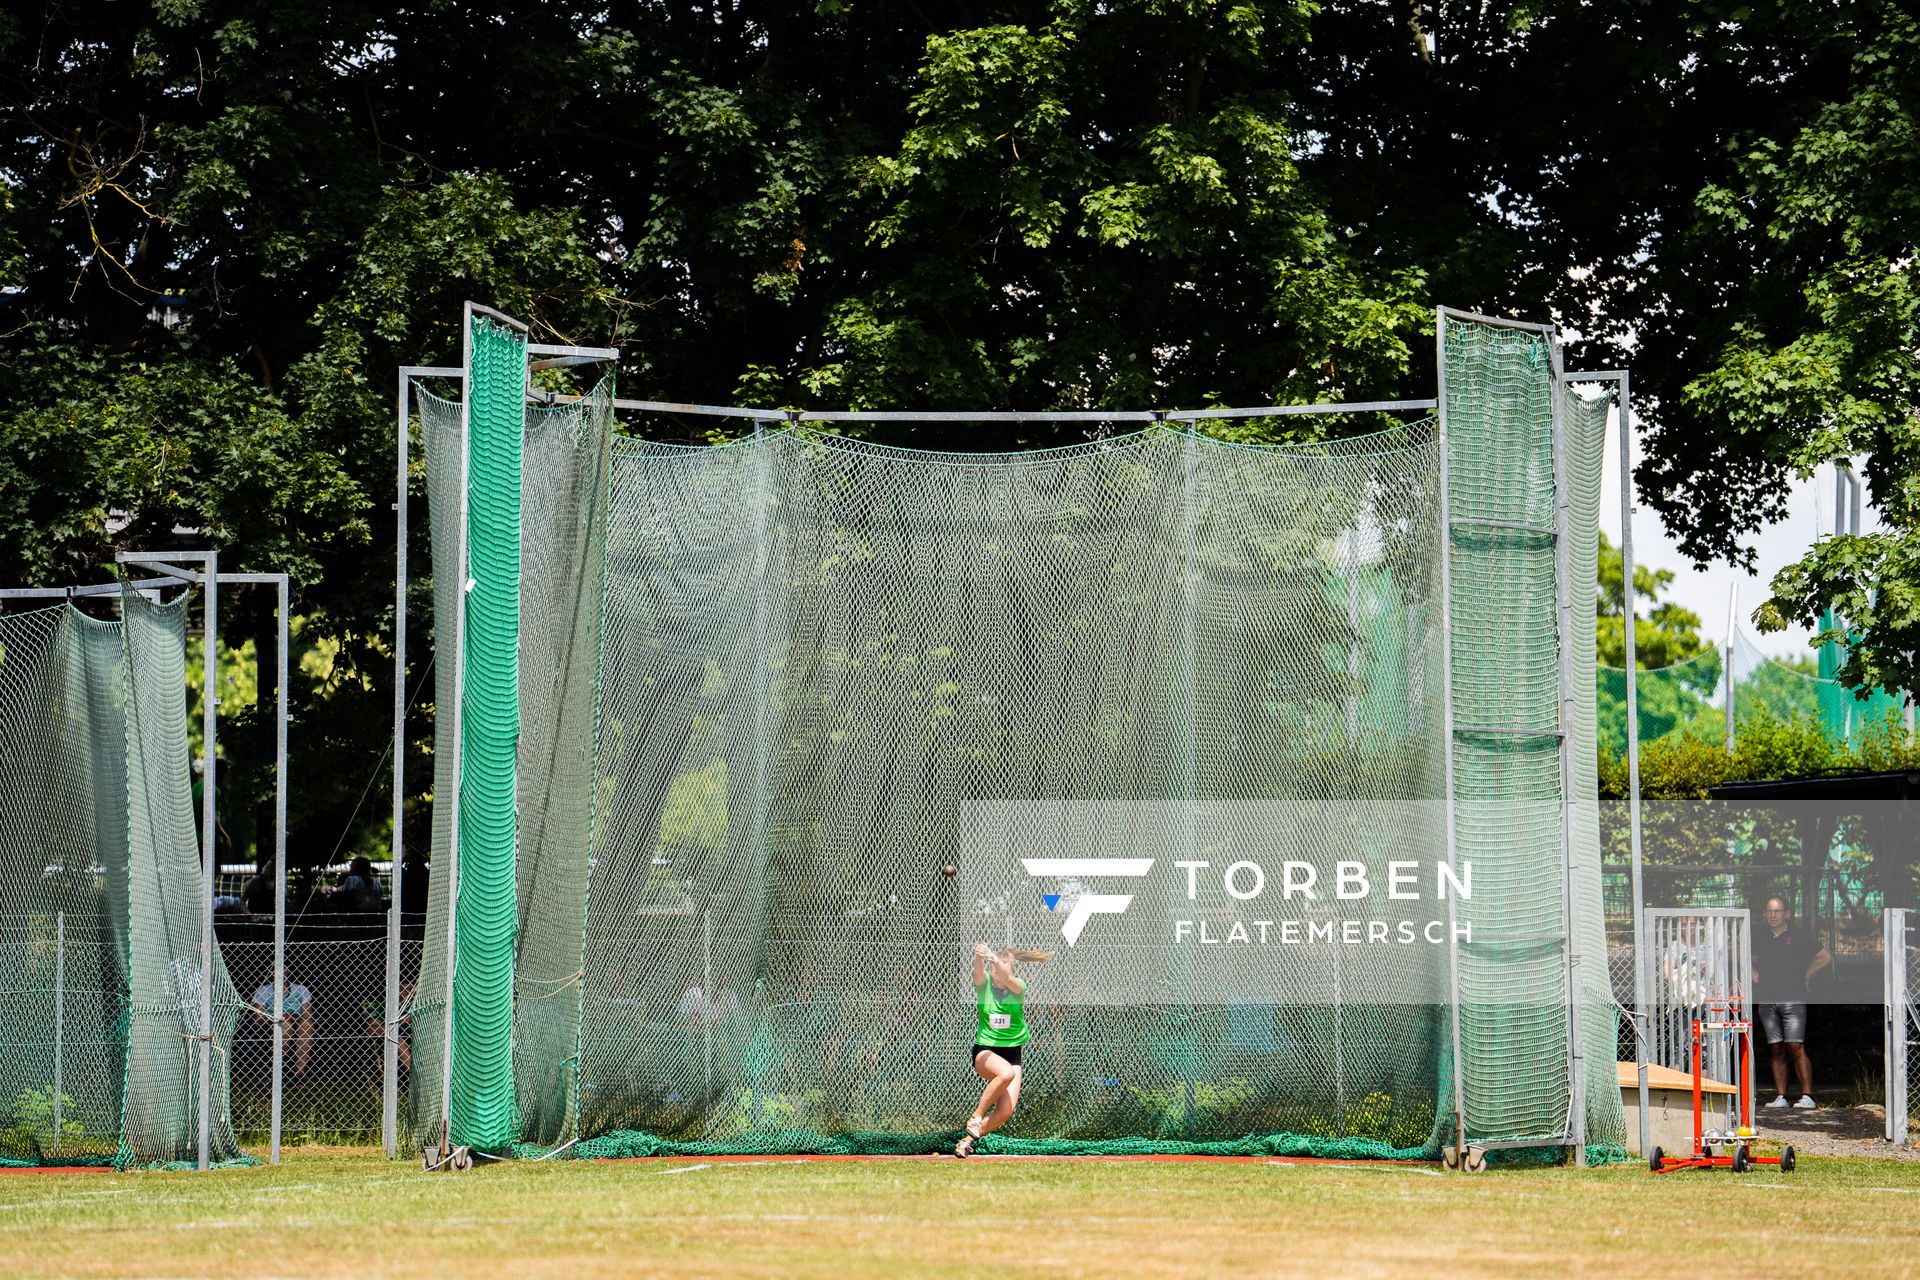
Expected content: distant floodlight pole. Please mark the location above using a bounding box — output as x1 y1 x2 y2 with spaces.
1725 580 1738 755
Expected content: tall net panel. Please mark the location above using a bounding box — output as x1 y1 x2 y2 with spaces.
1437 320 1622 1157
0 589 243 1166
577 428 1450 1157
408 369 615 1150
1562 384 1629 1154
413 309 1623 1162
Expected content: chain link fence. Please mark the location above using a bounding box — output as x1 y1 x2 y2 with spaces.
1905 939 1919 1145
217 929 418 1147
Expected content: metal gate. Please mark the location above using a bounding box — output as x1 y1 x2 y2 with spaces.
1645 908 1752 1085
1886 909 1917 1144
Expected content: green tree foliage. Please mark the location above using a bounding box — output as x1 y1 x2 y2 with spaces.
1649 2 1919 694
2 1 1913 864
1291 0 1918 695
1595 531 1709 671
1594 533 1719 753
0 2 1428 862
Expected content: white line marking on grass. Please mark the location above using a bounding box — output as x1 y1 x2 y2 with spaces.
0 1189 135 1212
1738 1182 1920 1194
653 1163 712 1175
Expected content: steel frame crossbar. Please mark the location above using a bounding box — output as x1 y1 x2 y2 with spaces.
525 396 1440 424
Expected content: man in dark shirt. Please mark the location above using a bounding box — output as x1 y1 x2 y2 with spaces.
1751 895 1831 1109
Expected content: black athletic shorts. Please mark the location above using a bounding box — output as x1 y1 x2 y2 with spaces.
970 1043 1022 1069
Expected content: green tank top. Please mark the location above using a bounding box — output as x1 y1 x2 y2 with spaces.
975 978 1028 1048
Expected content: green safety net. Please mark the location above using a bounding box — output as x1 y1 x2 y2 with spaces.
449 314 526 1152
415 310 1623 1164
0 588 244 1167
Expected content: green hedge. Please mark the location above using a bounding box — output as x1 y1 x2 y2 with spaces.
1598 708 1920 800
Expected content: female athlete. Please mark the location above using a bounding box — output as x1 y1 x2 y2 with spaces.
956 941 1051 1157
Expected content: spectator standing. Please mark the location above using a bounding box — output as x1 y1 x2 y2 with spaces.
241 867 276 916
1751 895 1831 1109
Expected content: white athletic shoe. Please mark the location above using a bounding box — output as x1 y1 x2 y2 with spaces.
1794 1095 1817 1110
1763 1095 1791 1109
966 1116 986 1138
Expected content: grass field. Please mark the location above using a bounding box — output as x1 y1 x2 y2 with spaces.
6 1147 1920 1278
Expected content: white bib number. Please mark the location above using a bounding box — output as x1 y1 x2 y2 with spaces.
988 1013 1012 1031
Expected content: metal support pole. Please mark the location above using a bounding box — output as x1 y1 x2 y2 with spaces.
1549 340 1587 1165
1177 416 1201 1136
386 371 412 1159
701 908 713 1137
1345 532 1361 746
1434 310 1469 1160
269 575 288 1166
1334 922 1345 1136
1887 909 1909 1143
199 555 219 1172
1613 372 1652 1160
385 365 409 1159
439 316 476 1157
52 912 64 1154
386 365 457 1159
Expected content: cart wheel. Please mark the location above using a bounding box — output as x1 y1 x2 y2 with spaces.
1781 1145 1796 1173
451 1146 473 1172
1464 1146 1487 1173
423 1146 438 1172
1649 1145 1663 1173
1731 1145 1750 1174
1443 1145 1460 1170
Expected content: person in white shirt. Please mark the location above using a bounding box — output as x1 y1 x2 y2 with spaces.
250 979 314 1082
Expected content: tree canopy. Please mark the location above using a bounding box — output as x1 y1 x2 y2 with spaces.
1 0 1912 863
